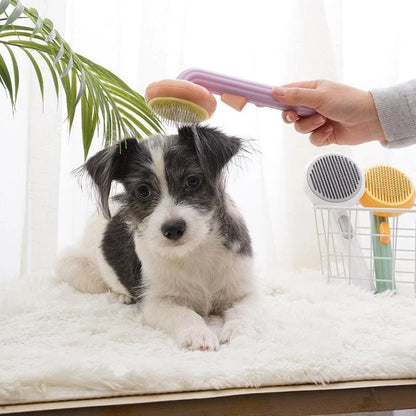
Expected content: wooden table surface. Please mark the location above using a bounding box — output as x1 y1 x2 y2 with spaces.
2 379 416 416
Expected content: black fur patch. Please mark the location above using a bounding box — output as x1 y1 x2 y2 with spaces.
216 206 252 256
173 127 251 256
84 138 153 219
163 136 218 211
101 212 142 300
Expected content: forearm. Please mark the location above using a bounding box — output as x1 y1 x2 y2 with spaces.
371 79 416 148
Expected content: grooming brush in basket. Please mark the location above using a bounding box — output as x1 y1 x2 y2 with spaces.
360 166 416 294
145 68 316 124
305 153 372 290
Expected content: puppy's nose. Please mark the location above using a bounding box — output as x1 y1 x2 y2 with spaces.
161 219 186 241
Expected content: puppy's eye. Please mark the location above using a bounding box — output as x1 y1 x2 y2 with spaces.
185 175 203 189
135 185 151 200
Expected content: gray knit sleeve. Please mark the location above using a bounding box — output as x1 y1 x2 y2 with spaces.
371 80 416 148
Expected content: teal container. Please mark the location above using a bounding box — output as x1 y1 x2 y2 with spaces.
370 214 395 293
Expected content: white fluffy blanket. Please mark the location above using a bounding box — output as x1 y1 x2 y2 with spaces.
2 271 416 405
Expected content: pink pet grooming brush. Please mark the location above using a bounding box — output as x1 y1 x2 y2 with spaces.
145 68 316 124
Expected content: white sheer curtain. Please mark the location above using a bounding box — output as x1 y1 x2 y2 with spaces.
2 0 416 282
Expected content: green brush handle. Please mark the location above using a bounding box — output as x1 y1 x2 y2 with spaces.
370 214 395 293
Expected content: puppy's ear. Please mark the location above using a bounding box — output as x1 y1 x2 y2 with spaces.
82 138 139 219
178 126 242 177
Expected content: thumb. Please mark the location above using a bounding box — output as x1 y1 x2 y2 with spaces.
272 86 324 110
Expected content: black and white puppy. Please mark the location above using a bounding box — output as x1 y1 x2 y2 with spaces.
56 126 258 351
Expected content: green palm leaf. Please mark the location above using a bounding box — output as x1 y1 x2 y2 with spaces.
0 52 14 105
0 0 164 157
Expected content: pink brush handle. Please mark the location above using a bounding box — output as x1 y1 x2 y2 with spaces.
178 68 316 117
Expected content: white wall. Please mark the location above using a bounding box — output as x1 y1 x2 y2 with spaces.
2 0 416 281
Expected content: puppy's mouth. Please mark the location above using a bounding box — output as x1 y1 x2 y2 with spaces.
155 237 197 259
163 238 186 247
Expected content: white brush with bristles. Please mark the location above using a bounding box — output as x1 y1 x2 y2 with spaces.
305 153 372 290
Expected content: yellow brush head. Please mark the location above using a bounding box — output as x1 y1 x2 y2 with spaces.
147 97 210 125
360 165 415 216
145 79 217 125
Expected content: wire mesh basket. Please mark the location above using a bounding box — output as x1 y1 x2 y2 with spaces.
313 206 416 296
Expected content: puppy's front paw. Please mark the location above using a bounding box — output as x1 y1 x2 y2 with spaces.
178 326 219 351
220 319 252 344
111 291 133 304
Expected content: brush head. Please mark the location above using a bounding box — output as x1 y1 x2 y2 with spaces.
305 153 365 206
147 97 210 125
145 79 217 125
360 165 415 215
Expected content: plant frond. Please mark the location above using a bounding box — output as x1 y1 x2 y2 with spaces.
37 50 59 100
4 43 18 104
0 0 11 15
1 0 164 157
20 46 43 102
30 10 42 39
0 0 22 30
0 48 14 107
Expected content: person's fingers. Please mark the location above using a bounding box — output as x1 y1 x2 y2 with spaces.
281 80 321 89
308 123 334 146
272 85 325 110
281 110 298 123
293 114 326 133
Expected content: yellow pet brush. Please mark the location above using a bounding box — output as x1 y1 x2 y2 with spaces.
145 68 315 124
360 166 415 293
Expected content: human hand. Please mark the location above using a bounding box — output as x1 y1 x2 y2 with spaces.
272 80 387 146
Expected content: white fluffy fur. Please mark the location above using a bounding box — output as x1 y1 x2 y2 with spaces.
137 226 257 350
3 271 416 405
